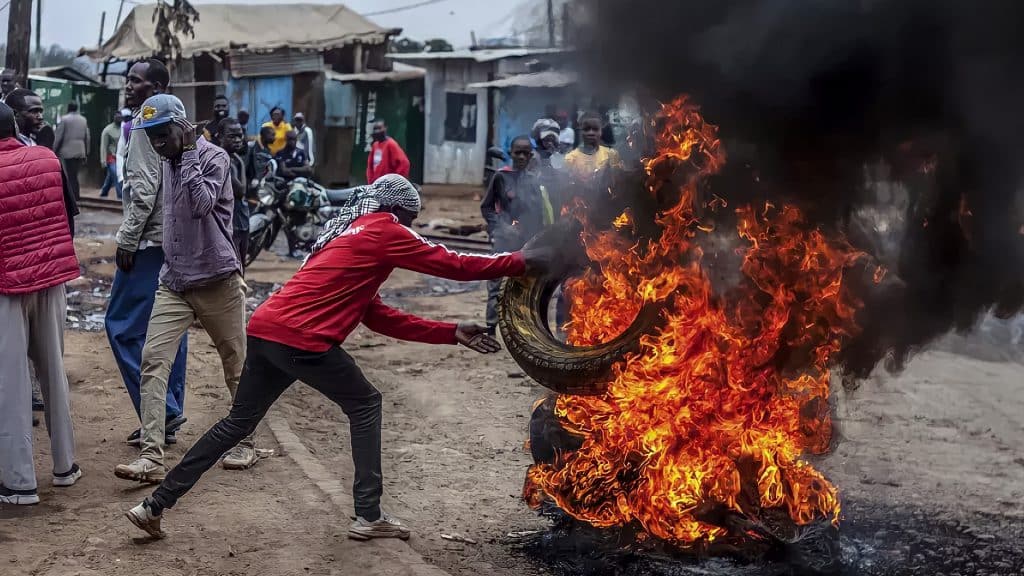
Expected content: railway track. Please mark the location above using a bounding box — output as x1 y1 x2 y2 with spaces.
77 196 493 254
77 197 124 213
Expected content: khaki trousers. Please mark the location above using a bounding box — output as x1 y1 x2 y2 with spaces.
139 274 249 465
0 286 76 490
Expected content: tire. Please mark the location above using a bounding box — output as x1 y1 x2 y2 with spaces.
498 224 667 396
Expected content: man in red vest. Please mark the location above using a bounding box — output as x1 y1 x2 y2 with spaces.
0 102 83 505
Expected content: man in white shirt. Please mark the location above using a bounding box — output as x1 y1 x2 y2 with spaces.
292 112 315 167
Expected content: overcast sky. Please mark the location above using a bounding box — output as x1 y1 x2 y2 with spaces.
0 0 529 53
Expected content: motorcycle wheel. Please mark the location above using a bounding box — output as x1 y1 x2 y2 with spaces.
498 225 667 396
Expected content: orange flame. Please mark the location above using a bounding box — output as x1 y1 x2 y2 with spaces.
526 96 864 547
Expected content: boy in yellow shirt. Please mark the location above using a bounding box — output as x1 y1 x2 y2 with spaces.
564 112 622 182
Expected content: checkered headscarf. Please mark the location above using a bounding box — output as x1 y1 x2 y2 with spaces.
307 174 421 259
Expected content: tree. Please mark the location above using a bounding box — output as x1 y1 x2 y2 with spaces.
390 37 425 53
424 38 454 53
153 0 200 66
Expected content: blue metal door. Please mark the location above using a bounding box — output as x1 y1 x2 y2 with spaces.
226 76 293 136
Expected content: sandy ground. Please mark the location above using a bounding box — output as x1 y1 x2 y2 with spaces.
3 189 1023 575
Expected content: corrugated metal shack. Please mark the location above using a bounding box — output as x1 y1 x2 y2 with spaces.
85 2 424 185
389 48 568 186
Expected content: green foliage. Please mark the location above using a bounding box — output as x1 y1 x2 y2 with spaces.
153 0 200 65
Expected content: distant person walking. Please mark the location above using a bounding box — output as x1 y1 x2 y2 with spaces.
100 111 124 198
54 101 90 200
366 118 410 184
0 102 83 505
262 106 291 155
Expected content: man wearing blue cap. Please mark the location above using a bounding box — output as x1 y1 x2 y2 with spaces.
115 94 258 484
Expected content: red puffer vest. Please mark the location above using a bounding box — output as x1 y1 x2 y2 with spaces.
0 137 80 294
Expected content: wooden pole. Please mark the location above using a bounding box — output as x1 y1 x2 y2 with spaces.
5 0 34 86
97 11 107 47
547 0 556 47
34 0 42 67
561 3 570 47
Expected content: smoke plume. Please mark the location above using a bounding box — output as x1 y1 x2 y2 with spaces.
571 0 1024 376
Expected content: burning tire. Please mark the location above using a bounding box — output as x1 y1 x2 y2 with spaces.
498 225 667 396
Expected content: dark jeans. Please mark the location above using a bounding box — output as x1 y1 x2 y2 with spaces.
150 336 384 520
62 158 83 200
100 161 122 198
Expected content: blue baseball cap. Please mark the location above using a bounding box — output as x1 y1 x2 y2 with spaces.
133 94 187 130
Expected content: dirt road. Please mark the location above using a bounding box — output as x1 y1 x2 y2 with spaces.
4 195 1023 576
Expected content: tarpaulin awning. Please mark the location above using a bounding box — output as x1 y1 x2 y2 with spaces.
388 47 567 63
325 62 425 83
83 3 400 60
467 70 577 89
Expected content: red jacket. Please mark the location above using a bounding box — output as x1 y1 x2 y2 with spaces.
367 137 411 184
0 137 79 295
247 212 525 352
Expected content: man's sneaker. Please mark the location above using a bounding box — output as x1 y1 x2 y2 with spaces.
114 458 166 484
222 445 260 470
53 463 83 487
0 485 40 505
348 513 411 541
126 501 165 539
126 415 187 446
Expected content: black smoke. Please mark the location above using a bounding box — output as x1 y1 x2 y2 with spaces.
571 0 1024 377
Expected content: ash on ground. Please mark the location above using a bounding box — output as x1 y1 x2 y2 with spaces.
512 500 1024 576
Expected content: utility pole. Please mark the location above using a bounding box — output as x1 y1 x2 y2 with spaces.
97 11 107 46
35 0 42 67
102 0 127 84
547 0 555 47
561 3 570 47
5 0 33 86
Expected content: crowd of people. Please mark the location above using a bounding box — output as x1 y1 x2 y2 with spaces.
0 58 610 543
0 58 551 545
480 110 624 335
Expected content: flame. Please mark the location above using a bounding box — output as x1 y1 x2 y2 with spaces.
526 97 864 547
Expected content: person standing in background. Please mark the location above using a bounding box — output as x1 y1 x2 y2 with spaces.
292 112 315 167
0 102 83 505
237 110 250 140
53 101 90 200
366 118 410 184
203 95 230 146
107 59 189 449
480 135 554 335
100 111 124 199
261 106 291 155
555 111 575 153
565 112 623 183
1 68 19 99
245 125 277 189
219 118 250 268
116 108 133 190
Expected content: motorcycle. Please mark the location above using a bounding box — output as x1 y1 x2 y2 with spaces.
245 159 357 266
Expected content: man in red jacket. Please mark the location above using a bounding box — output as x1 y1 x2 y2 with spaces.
0 102 83 505
127 174 550 541
366 118 410 184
